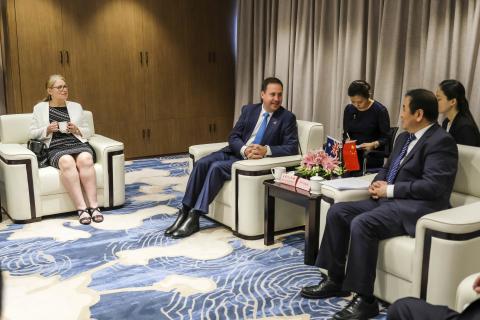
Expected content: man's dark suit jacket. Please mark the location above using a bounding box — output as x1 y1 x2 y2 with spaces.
223 103 299 158
459 298 480 320
373 124 458 236
442 112 480 147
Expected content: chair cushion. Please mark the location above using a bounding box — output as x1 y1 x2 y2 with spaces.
39 163 103 195
450 192 480 208
297 120 323 152
377 236 415 282
453 144 480 198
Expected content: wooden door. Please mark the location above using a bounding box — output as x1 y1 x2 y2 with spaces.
183 0 216 120
12 0 64 112
61 0 146 158
212 116 234 142
211 0 236 119
171 117 211 152
184 0 235 143
142 0 192 155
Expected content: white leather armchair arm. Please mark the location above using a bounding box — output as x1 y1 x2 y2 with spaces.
456 272 480 312
88 134 125 207
412 203 480 308
0 143 37 162
189 142 229 172
189 142 229 160
0 144 40 221
232 155 301 172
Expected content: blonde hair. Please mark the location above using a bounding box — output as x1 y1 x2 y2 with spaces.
43 74 66 102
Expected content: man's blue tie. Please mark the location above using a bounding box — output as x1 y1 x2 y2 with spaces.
386 133 416 184
252 113 270 144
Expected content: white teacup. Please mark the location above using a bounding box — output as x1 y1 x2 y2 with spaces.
271 166 287 181
310 175 324 194
58 121 68 133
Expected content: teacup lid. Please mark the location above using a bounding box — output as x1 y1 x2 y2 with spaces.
310 175 325 181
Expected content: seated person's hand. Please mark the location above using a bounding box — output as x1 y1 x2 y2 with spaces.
359 141 377 151
47 121 59 134
244 145 255 158
369 180 388 199
247 144 267 159
473 275 480 294
67 122 80 135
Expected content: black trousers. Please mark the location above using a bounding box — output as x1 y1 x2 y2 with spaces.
388 297 480 320
315 198 406 296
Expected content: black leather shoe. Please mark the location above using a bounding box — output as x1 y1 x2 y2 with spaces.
164 208 189 236
300 277 350 299
171 210 200 238
333 294 379 320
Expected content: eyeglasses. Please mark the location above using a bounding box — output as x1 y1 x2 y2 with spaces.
51 85 68 90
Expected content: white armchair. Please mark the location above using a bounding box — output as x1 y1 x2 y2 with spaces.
189 120 324 239
0 111 125 223
455 272 480 312
319 144 480 309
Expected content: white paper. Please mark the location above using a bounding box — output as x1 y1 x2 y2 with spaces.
320 177 371 190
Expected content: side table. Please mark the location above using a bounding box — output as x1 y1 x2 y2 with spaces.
263 179 321 265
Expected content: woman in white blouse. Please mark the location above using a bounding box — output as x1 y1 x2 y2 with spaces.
30 74 103 225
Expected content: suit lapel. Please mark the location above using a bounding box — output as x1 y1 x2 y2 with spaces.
398 124 438 170
245 104 262 139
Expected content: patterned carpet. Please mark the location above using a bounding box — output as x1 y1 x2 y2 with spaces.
0 155 387 319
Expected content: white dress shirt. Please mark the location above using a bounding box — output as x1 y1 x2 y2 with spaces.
240 105 273 159
386 124 434 198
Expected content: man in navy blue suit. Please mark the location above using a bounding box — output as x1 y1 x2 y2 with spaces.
165 77 299 238
301 89 458 320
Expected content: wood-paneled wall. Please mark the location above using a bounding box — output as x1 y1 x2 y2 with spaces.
2 0 236 158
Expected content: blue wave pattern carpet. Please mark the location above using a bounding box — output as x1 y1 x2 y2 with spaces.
0 155 387 319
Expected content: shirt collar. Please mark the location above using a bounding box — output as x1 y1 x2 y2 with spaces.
261 104 273 117
413 123 434 140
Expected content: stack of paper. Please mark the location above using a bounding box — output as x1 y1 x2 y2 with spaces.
320 177 371 190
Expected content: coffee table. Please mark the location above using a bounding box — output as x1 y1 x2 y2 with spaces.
263 179 321 265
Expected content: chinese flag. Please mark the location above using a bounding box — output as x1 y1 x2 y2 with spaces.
342 141 360 171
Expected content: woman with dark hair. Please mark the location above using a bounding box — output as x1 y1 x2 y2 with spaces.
437 80 480 147
343 80 390 169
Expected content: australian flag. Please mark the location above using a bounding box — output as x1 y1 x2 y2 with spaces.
325 136 341 158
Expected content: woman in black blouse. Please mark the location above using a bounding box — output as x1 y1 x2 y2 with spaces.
343 80 390 168
437 80 480 147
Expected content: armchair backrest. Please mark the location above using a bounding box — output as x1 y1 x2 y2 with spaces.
0 111 94 144
297 120 324 154
451 144 480 207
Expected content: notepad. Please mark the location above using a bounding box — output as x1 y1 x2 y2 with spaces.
320 177 371 190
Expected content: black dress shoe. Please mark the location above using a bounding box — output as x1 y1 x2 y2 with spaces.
300 277 350 299
171 210 200 238
164 208 189 236
333 294 379 320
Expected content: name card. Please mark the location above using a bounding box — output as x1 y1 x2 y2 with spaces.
296 178 311 191
280 173 298 186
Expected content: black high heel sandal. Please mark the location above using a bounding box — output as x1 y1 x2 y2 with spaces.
89 207 104 223
78 209 91 225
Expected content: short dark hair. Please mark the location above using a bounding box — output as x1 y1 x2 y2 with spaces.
261 77 283 91
348 80 371 99
405 89 438 122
